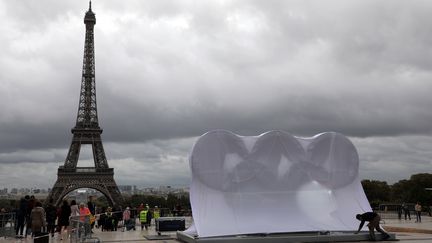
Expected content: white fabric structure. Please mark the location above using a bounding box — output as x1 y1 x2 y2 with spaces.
187 130 371 237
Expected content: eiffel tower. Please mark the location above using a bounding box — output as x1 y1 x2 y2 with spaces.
47 2 124 206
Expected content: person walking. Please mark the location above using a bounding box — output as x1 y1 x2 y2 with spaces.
45 199 57 237
30 201 46 237
355 212 390 241
415 202 422 223
58 200 71 240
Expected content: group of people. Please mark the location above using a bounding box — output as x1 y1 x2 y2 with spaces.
14 195 47 238
136 203 160 231
55 198 95 240
91 202 161 232
14 195 50 238
117 203 161 232
397 202 423 222
13 195 95 239
356 202 428 241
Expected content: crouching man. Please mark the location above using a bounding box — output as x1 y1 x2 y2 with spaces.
355 212 390 241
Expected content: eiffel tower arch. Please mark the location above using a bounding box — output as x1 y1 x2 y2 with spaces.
47 2 124 207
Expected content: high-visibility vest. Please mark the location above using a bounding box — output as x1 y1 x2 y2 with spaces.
153 210 160 219
140 210 148 223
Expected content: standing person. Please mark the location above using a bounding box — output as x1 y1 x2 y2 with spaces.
30 201 46 237
153 206 160 226
25 195 35 237
58 200 71 240
139 207 149 230
402 203 411 220
355 212 390 241
70 200 80 233
87 196 96 231
111 206 120 231
146 205 153 228
79 203 91 237
397 205 402 220
130 206 137 227
15 197 28 238
45 199 58 237
415 202 422 223
70 200 80 217
122 207 135 231
104 207 114 231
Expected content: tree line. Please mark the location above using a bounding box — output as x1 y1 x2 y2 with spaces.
362 173 432 209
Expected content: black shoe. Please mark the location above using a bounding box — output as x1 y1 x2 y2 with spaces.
382 234 390 240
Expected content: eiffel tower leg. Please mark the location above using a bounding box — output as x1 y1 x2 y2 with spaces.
93 140 108 169
65 140 81 168
106 183 124 206
46 179 68 206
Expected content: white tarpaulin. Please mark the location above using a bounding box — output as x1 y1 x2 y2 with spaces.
187 130 371 237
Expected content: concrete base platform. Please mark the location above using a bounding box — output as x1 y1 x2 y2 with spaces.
177 231 397 243
145 234 176 240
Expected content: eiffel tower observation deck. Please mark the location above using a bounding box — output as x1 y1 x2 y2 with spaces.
46 1 124 207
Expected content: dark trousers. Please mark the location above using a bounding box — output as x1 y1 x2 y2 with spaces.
416 211 421 222
367 215 389 241
47 221 55 236
15 217 25 236
404 209 411 220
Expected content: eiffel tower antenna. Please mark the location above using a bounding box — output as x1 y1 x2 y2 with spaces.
47 3 124 206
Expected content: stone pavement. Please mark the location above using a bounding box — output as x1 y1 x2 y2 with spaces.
2 216 432 243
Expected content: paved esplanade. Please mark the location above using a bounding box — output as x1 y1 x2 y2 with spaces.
3 216 432 243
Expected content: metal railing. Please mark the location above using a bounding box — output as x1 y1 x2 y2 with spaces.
0 212 16 239
69 215 100 243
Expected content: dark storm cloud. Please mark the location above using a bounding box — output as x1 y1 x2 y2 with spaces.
91 0 432 141
1 0 432 187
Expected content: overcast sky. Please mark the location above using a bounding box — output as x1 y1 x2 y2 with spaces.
1 0 431 190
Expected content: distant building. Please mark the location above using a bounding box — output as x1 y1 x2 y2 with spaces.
0 188 7 195
118 185 133 194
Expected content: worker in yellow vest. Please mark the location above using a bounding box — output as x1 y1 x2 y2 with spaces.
153 206 160 226
153 206 160 219
139 208 148 230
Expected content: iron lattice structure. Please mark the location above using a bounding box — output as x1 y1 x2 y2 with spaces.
47 2 124 207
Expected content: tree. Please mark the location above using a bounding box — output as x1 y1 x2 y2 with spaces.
391 179 412 203
361 179 391 208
